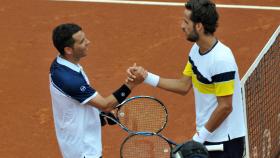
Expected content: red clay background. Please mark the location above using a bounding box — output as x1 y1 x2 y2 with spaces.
0 0 279 157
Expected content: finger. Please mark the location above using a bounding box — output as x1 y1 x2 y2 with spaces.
127 68 137 78
127 77 135 82
128 73 136 79
128 66 138 72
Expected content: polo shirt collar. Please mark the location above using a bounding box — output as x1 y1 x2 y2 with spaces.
56 56 82 73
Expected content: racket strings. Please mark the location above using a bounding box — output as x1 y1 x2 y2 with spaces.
118 98 167 133
121 135 171 158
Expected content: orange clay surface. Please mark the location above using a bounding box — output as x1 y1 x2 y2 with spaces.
0 0 279 157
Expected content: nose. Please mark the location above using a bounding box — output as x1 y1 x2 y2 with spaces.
86 39 91 45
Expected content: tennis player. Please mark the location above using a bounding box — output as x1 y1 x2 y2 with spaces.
49 23 143 158
127 0 246 157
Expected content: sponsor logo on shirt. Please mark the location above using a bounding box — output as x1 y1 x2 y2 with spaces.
80 86 86 92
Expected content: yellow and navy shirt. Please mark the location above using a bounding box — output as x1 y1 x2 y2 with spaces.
183 41 245 142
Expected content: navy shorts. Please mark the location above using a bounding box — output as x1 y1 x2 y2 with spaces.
204 136 245 158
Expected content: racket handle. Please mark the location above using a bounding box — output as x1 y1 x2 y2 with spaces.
205 144 224 151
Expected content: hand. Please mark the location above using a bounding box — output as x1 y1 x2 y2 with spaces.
125 63 147 87
192 126 211 144
99 112 118 126
192 132 204 144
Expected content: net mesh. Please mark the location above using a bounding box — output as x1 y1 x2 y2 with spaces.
242 27 280 158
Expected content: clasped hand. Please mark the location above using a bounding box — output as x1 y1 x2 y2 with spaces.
125 63 147 86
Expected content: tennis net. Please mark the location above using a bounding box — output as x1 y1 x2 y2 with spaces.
241 25 280 158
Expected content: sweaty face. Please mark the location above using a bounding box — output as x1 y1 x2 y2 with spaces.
181 9 199 42
71 31 90 59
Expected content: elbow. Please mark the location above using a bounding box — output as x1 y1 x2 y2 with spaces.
178 82 191 96
178 90 188 96
178 87 190 96
223 104 233 115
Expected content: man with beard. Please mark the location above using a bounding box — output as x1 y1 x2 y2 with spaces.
126 0 246 158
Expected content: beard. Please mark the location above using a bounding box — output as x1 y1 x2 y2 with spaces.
187 25 199 42
187 29 199 42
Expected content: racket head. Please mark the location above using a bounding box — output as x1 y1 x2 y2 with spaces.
116 96 168 133
120 134 172 158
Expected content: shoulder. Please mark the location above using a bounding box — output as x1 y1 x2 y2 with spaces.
209 42 239 74
213 41 236 62
189 43 199 54
50 61 85 89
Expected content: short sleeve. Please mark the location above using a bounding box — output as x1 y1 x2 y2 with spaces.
65 81 97 104
51 68 97 104
183 60 193 77
211 60 236 96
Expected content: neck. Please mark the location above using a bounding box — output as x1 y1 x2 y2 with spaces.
196 35 217 54
60 55 80 65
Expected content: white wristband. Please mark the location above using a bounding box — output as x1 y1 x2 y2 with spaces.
144 72 160 87
192 126 211 144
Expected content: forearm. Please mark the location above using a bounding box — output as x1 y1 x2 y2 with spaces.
157 78 192 95
205 102 232 132
193 104 232 143
193 95 233 143
88 84 133 112
144 72 192 95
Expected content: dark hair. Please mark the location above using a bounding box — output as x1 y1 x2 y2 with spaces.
52 23 82 55
185 0 219 35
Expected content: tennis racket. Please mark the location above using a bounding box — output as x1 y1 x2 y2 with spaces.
120 134 224 158
100 96 168 134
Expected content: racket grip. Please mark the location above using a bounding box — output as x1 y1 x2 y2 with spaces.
106 112 118 125
99 114 107 126
205 144 224 151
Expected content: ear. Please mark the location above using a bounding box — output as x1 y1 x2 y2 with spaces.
64 46 73 55
195 23 204 33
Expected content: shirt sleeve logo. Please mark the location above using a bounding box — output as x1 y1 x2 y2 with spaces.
80 86 86 92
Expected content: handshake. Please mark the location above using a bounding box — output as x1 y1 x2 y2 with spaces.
125 63 147 87
125 63 160 88
100 63 161 127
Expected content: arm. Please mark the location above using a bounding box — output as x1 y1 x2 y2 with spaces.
157 76 192 95
87 93 119 112
87 82 139 112
127 65 192 95
193 94 233 143
205 95 233 132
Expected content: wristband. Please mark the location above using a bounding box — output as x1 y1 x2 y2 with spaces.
113 84 131 103
192 126 211 144
144 72 160 87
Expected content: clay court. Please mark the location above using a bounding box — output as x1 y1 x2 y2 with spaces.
0 0 279 157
